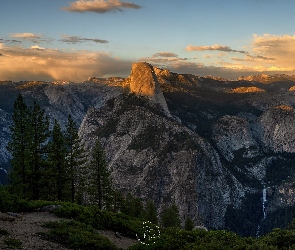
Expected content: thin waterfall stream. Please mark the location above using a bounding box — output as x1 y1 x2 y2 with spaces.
256 187 267 237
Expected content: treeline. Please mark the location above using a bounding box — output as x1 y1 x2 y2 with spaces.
6 94 188 229
7 94 111 208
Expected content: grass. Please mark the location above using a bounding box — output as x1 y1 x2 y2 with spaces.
38 220 118 250
3 238 23 249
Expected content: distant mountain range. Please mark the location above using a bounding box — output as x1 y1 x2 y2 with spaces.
1 62 295 237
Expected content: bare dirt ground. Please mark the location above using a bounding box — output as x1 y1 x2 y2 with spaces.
0 212 138 250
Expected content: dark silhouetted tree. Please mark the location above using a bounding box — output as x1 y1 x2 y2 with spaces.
161 203 181 228
144 199 158 224
87 140 112 209
45 119 68 201
185 216 194 230
65 114 86 203
7 94 30 197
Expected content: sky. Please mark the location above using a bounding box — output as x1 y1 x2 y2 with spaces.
1 0 295 82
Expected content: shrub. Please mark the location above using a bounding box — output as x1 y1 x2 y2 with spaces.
0 229 10 236
41 220 117 250
3 238 23 249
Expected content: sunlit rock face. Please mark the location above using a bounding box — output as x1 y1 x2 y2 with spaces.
125 62 170 114
230 87 265 93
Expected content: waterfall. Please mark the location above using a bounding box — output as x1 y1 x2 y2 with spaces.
262 188 267 219
256 187 267 237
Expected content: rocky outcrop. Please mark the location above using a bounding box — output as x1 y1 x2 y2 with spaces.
230 87 265 93
79 95 244 229
259 105 295 153
212 115 259 161
124 62 170 114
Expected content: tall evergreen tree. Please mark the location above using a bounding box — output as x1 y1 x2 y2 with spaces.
87 139 112 209
145 199 158 224
7 94 30 197
65 114 86 203
121 193 145 218
27 101 50 200
161 203 181 228
184 216 194 230
45 119 68 201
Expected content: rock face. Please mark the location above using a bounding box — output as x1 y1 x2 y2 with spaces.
79 95 244 229
124 62 170 114
259 105 295 152
212 115 258 161
3 63 295 236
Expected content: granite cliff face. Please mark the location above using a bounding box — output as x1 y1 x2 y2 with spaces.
79 94 244 229
2 63 295 236
123 62 170 114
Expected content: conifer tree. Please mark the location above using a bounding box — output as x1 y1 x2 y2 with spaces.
27 101 50 200
184 216 194 230
87 139 112 209
161 203 181 228
46 120 68 201
121 193 145 218
145 199 158 224
65 114 86 203
7 94 30 197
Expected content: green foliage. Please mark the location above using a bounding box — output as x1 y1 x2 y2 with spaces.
27 101 50 200
44 119 69 201
160 203 181 228
144 199 158 225
259 204 295 236
65 114 87 203
224 192 262 237
3 238 23 249
40 220 117 250
265 153 295 186
87 140 112 209
7 94 31 198
54 202 145 238
0 186 25 212
0 229 10 236
184 216 194 231
121 193 145 219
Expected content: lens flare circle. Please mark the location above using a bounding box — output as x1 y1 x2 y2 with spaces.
136 221 160 245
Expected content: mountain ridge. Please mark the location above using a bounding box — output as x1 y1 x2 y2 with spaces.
1 62 295 236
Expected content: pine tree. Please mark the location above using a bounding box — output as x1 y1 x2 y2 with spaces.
110 189 124 213
87 139 112 209
7 94 30 197
184 216 194 230
161 203 181 228
65 114 86 203
45 120 68 201
145 199 158 224
27 101 50 200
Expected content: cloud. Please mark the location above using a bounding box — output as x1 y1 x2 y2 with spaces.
0 44 132 82
153 52 178 58
30 45 45 50
10 33 50 43
184 34 295 77
62 0 141 13
231 54 275 62
139 52 187 65
0 38 21 45
186 44 247 54
10 33 40 39
60 35 108 44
